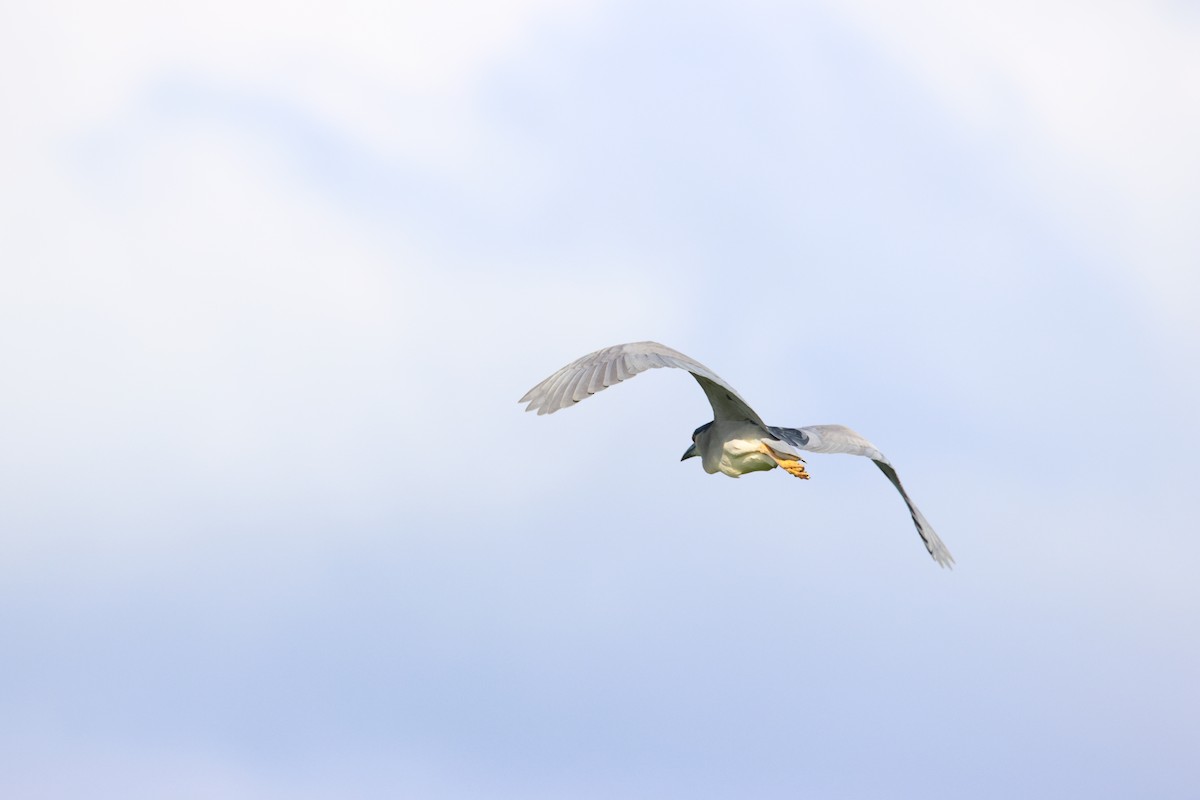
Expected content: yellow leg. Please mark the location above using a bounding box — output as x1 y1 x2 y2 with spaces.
759 443 810 480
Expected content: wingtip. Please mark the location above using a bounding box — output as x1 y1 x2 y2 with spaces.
931 546 956 569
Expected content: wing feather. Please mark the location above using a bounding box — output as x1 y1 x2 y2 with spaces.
772 424 955 568
618 353 634 380
519 341 765 424
568 369 592 407
539 369 573 415
603 356 620 385
586 363 606 395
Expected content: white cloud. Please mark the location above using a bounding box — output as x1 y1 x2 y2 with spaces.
0 0 691 556
0 1 602 193
0 101 685 557
818 0 1200 338
1 0 600 116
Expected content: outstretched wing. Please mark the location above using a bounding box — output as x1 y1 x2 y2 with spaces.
769 424 955 568
519 341 766 425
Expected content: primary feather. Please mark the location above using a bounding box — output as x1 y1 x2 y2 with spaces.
519 341 765 426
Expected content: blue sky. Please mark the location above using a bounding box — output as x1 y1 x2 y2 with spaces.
2 2 1198 797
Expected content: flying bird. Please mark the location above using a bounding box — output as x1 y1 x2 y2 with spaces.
519 341 953 567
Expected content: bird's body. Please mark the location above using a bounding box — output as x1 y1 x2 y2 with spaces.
701 423 779 477
519 341 954 568
693 421 807 478
697 422 778 477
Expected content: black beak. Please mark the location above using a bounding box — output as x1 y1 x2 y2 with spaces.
681 442 698 461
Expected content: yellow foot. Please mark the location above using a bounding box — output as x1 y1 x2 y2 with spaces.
758 442 810 479
778 459 810 480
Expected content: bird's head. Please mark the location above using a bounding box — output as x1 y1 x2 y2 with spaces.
681 421 713 462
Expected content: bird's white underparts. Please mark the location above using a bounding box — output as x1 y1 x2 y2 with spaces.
519 341 954 568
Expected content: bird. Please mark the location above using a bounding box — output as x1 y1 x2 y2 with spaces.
519 341 954 568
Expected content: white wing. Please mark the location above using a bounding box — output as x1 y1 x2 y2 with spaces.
771 424 955 568
519 341 766 425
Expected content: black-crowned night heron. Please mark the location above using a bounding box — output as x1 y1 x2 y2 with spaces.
519 341 954 568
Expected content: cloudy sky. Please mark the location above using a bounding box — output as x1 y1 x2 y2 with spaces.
2 1 1198 797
